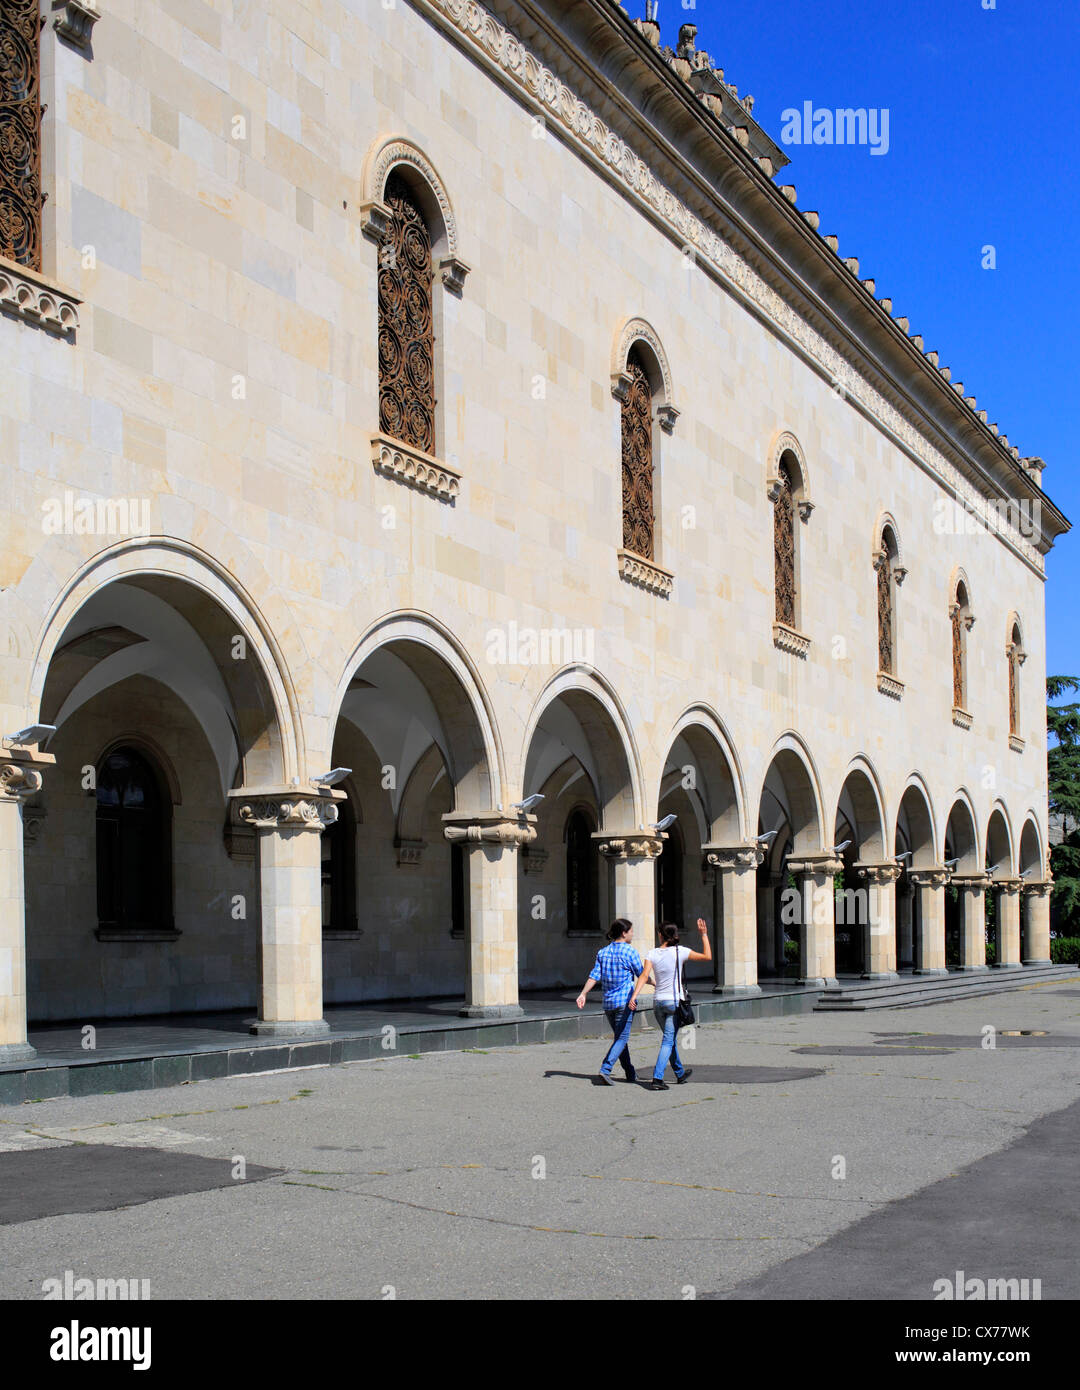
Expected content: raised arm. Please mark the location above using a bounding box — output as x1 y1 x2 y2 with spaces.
686 917 712 962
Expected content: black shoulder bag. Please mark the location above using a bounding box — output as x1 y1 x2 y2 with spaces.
674 948 695 1029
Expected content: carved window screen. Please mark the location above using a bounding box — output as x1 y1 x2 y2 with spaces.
773 461 796 627
877 543 893 674
621 349 654 559
378 173 435 455
951 601 964 708
0 0 42 270
1008 629 1021 736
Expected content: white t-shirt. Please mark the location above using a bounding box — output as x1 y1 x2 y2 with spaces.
647 945 692 1004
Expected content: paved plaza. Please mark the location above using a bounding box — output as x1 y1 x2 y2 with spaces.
0 982 1077 1301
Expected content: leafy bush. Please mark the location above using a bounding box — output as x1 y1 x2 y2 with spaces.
1051 937 1080 965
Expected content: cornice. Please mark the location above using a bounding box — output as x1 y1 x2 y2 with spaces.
413 0 1068 567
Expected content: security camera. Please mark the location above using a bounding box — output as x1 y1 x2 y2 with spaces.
512 794 545 812
3 724 56 749
652 814 678 832
311 767 351 786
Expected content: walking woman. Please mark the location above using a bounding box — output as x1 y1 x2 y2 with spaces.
630 918 711 1090
576 918 646 1085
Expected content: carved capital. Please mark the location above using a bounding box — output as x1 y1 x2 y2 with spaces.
893 566 908 587
993 877 1022 897
593 833 666 861
797 499 815 523
359 199 392 244
438 254 471 296
788 854 844 877
0 758 47 804
855 860 903 886
53 1 101 51
229 788 341 831
765 476 783 504
443 812 537 849
950 872 990 893
1022 878 1052 898
610 369 633 403
909 866 952 890
395 837 427 867
657 403 680 434
703 843 764 871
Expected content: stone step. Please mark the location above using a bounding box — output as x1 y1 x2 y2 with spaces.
815 964 1078 1011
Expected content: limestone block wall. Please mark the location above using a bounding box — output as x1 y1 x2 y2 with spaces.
0 0 1058 1022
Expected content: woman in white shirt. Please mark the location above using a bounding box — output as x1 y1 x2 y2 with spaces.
630 919 711 1090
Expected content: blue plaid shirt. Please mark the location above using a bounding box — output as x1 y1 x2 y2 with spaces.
589 940 644 1010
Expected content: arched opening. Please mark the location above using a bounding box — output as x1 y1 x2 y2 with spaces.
656 819 684 932
896 784 937 972
1018 818 1043 960
621 345 658 562
326 629 497 1004
833 767 886 977
518 682 638 990
985 807 1014 966
28 572 288 1021
756 745 823 982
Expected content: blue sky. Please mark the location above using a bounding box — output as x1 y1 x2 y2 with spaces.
648 0 1078 681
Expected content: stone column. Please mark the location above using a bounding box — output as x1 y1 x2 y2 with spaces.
785 854 843 988
445 812 536 1018
1021 880 1052 966
855 861 902 979
703 844 763 996
594 833 664 959
951 873 990 970
232 789 342 1036
909 867 950 974
0 752 53 1061
896 877 914 970
993 878 1022 968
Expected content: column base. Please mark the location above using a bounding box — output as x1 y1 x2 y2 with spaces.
1022 959 1052 968
0 1042 36 1062
990 962 1023 971
249 1019 331 1037
711 984 763 997
797 977 837 989
860 971 899 982
913 968 949 976
458 1003 524 1019
956 964 990 972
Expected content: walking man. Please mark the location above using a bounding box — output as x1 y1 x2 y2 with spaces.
576 918 645 1085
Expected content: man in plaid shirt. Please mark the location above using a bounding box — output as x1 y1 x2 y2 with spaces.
576 918 645 1084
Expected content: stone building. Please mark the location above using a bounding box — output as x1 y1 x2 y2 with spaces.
0 0 1069 1057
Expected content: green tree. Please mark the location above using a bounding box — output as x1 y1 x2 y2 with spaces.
1047 676 1080 931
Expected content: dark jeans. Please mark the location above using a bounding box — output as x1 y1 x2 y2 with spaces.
600 1005 636 1077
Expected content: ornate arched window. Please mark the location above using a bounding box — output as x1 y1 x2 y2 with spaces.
621 347 654 560
874 523 905 683
950 579 974 720
1007 621 1025 740
378 172 435 455
773 458 796 628
565 807 599 936
0 0 43 269
96 747 172 934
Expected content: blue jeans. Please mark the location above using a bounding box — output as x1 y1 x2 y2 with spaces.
652 1002 686 1081
600 1005 636 1077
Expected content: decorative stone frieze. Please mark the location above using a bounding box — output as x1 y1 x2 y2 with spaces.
1009 734 1025 753
0 259 80 338
371 433 461 501
952 707 973 730
773 622 810 658
53 1 101 50
22 803 46 844
593 833 666 860
419 0 1046 563
877 672 904 700
617 548 673 596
